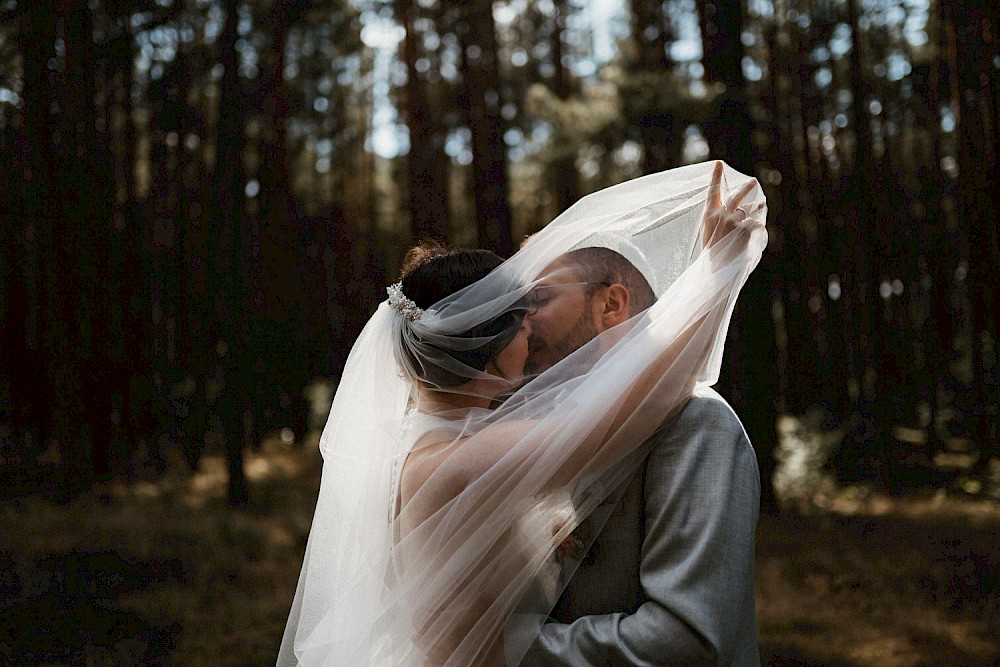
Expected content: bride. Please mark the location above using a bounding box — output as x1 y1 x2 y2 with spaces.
277 161 767 666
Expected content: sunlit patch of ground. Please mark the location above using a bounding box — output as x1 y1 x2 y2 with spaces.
762 412 998 666
0 433 322 666
756 498 998 667
1 429 997 666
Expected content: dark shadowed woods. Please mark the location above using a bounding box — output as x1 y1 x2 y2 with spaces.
0 0 997 664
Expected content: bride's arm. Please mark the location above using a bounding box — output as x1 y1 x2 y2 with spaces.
605 168 763 435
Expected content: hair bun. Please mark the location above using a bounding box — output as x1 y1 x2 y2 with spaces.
400 240 450 278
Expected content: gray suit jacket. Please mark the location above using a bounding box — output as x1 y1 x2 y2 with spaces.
513 388 760 666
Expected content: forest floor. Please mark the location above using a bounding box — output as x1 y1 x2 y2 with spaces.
0 433 997 667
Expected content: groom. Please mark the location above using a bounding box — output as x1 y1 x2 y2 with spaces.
511 245 761 666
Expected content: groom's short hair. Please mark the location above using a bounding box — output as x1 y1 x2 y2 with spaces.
563 248 656 315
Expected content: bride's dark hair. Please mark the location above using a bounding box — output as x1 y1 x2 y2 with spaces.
397 241 525 388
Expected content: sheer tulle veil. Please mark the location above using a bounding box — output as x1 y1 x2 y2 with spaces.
277 161 767 666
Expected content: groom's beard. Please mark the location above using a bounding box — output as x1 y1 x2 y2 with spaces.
525 312 600 376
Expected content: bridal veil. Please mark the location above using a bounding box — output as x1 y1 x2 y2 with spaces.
277 161 767 666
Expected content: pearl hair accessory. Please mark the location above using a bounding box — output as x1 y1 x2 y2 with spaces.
386 282 424 321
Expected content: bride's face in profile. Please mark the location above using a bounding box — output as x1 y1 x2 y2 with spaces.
486 317 531 386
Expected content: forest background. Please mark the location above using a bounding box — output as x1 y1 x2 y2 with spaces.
0 0 996 665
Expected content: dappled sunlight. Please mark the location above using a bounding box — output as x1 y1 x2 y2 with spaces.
0 434 324 665
756 495 999 667
823 485 1000 528
773 410 844 512
759 575 997 667
85 429 324 512
774 410 999 525
185 455 229 507
764 412 999 664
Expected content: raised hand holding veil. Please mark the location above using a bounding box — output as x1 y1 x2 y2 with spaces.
278 161 767 666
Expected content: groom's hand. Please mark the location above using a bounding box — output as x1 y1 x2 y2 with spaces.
701 161 763 250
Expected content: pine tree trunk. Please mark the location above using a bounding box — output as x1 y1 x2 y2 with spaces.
696 0 778 512
834 0 893 486
947 0 999 478
399 0 451 242
549 0 580 214
458 0 514 256
212 0 250 507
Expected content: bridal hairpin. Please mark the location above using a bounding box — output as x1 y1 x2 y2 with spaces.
386 282 424 321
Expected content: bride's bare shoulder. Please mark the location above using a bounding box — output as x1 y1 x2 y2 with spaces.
400 429 467 505
403 420 541 500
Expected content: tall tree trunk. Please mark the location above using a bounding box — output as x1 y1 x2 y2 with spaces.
697 0 777 512
399 0 450 242
910 8 959 458
256 1 310 441
947 0 999 477
97 50 123 472
630 0 671 71
697 0 753 174
834 0 893 485
70 2 116 480
457 0 514 256
211 0 250 507
1 33 43 462
549 0 580 214
629 0 680 173
111 26 156 472
20 2 60 481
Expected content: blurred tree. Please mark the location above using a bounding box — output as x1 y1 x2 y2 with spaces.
208 0 251 506
496 0 610 232
697 0 752 174
533 0 592 212
14 1 110 496
0 9 45 461
251 0 356 446
625 0 681 172
696 0 778 512
14 2 61 483
102 2 162 473
771 3 839 420
147 49 208 470
456 0 514 256
945 0 999 477
909 46 958 459
284 6 377 376
63 0 117 479
834 0 893 484
398 0 450 242
542 0 582 213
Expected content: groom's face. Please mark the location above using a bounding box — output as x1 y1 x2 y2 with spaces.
524 258 603 375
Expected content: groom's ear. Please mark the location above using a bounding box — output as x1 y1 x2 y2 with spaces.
599 284 631 328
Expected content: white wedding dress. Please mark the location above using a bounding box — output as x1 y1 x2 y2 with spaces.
393 410 575 608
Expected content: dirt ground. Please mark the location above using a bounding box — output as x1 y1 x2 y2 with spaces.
756 501 997 666
1 438 996 666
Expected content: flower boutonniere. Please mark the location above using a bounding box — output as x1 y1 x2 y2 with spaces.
556 518 592 562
